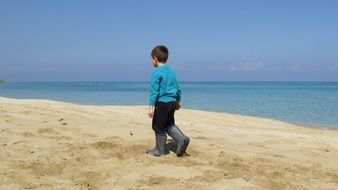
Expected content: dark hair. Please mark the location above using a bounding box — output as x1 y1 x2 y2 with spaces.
151 45 169 63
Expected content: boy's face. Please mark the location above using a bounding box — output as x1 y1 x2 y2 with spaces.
151 56 158 67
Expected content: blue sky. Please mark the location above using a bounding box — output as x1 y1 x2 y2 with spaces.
1 0 338 82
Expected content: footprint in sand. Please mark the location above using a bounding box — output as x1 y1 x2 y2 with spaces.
1 128 10 133
58 118 67 126
90 138 146 160
22 131 34 137
193 136 207 140
38 127 59 135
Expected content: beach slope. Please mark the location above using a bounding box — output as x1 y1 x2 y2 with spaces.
0 97 337 189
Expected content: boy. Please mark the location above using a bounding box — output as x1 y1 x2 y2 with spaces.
146 45 190 157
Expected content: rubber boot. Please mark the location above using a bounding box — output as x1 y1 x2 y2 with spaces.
167 125 190 157
146 134 169 157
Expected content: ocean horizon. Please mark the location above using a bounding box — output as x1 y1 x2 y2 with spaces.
1 81 338 129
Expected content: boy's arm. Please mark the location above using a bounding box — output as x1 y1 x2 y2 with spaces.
176 83 181 110
148 72 160 117
177 83 181 102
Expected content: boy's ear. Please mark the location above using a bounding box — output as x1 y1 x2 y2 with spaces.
153 56 158 62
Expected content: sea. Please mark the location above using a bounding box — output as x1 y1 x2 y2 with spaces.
1 82 338 129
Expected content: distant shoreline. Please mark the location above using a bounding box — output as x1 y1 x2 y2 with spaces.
0 80 6 84
0 96 336 130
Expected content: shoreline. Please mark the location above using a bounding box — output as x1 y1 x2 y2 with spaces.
1 96 336 130
1 96 338 189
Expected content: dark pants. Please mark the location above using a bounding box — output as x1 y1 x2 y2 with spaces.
152 101 176 134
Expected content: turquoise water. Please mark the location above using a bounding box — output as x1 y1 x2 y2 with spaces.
1 82 338 129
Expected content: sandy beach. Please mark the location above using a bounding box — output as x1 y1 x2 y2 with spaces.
0 96 337 189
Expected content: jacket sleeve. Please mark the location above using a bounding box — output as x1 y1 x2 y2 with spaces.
149 72 161 106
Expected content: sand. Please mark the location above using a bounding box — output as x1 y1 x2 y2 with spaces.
0 96 337 190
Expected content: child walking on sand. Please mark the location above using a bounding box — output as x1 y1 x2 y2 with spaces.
146 45 190 157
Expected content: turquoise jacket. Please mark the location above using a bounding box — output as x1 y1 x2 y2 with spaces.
149 64 181 106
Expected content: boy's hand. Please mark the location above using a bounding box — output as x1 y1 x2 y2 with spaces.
176 102 181 110
148 106 155 118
